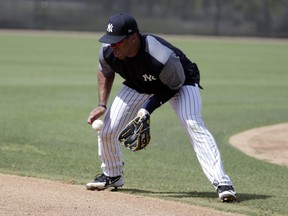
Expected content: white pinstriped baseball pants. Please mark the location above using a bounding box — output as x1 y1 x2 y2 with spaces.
98 84 233 188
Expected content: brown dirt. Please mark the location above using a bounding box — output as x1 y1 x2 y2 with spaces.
230 123 288 167
0 173 243 216
1 123 287 216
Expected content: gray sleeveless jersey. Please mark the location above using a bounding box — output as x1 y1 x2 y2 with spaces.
98 34 201 113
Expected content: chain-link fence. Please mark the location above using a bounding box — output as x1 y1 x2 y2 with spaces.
1 0 288 37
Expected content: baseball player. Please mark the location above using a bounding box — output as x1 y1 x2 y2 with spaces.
86 13 237 202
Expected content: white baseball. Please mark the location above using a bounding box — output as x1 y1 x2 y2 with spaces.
92 119 104 131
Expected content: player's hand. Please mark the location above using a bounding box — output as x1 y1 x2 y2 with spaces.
87 106 106 124
118 113 151 152
137 108 150 118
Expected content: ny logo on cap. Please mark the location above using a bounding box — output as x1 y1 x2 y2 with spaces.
107 23 113 32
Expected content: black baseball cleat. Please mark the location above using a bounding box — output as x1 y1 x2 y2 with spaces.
217 185 237 202
86 173 124 191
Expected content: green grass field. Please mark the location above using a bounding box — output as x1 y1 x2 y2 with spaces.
0 31 287 216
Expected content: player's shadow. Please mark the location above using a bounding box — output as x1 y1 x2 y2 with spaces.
119 188 272 202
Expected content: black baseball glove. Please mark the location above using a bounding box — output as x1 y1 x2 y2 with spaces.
118 114 151 151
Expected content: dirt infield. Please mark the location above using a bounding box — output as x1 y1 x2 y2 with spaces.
0 173 244 216
230 123 288 167
1 123 287 216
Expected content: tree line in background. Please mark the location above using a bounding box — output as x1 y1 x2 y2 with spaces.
0 0 288 37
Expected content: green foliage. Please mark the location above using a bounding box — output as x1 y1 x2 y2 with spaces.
1 0 288 36
0 32 288 215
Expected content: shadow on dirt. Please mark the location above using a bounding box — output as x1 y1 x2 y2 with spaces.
119 188 272 203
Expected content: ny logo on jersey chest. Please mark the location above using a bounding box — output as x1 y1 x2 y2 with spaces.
142 74 156 82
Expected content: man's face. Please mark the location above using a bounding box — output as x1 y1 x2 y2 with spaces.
110 35 133 59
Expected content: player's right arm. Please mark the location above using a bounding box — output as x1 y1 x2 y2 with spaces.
97 70 115 109
87 70 115 124
87 45 115 124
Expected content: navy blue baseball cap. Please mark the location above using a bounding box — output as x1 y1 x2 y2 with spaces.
99 13 139 44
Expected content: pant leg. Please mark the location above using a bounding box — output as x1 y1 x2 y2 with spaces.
98 85 150 177
169 85 233 188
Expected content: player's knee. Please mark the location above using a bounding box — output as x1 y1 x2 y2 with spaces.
99 129 118 143
186 118 205 132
